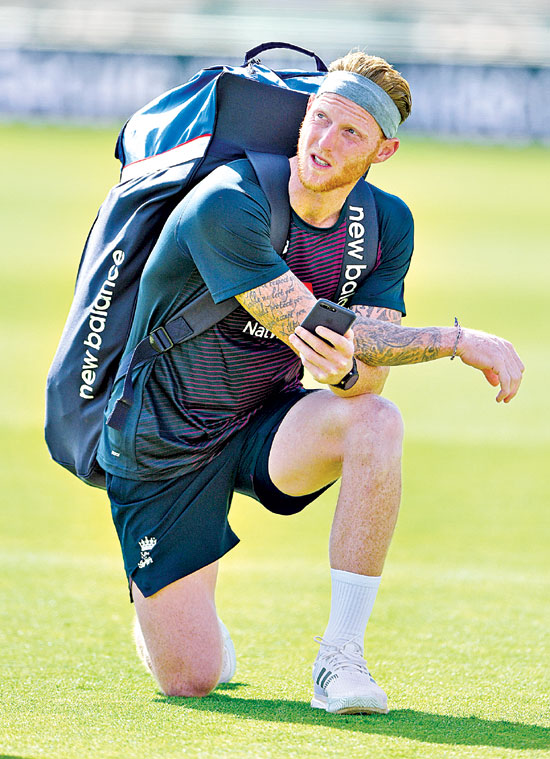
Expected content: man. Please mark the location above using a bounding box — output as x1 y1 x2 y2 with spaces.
97 51 524 715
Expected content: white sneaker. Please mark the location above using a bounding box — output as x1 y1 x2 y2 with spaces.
311 636 389 715
217 618 237 684
133 614 153 673
133 615 236 685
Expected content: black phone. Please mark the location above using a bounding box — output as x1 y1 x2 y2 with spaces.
300 299 357 344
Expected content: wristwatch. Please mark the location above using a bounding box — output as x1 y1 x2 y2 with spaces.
330 357 359 391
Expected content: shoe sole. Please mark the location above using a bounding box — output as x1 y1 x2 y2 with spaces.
311 695 389 715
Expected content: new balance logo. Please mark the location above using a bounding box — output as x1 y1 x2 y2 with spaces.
79 248 126 400
338 205 367 306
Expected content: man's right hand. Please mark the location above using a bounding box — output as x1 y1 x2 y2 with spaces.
456 327 525 403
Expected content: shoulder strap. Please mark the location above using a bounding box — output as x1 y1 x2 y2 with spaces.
334 179 379 307
245 150 291 254
107 151 292 431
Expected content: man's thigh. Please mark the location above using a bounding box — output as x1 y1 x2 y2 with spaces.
268 389 350 497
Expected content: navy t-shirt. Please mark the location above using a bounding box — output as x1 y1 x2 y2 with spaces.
97 159 414 480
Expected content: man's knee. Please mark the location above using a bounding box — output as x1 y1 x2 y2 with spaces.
339 394 404 454
134 615 221 698
133 567 222 699
160 668 219 699
357 394 403 438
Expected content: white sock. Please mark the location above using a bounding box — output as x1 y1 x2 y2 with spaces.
320 569 381 654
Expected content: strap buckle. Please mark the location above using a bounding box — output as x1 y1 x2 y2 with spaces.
148 326 174 353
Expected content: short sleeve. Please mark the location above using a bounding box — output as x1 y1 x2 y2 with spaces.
349 187 414 316
173 161 290 303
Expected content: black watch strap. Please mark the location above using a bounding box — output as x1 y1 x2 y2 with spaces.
330 357 359 391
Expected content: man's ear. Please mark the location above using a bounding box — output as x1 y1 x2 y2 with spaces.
305 94 315 112
372 138 399 164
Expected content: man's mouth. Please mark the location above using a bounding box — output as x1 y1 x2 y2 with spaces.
311 154 331 168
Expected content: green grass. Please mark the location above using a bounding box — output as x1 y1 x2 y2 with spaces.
0 123 549 759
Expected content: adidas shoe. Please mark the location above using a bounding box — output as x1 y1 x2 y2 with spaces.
311 636 388 715
133 615 236 685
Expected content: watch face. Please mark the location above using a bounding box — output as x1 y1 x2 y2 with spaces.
333 358 359 390
342 371 359 390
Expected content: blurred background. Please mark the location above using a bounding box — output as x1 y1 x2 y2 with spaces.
1 0 550 140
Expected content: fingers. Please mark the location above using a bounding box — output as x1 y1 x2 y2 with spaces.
300 324 354 350
491 341 525 403
294 325 354 355
460 328 524 403
482 368 500 387
501 340 524 403
495 368 512 403
289 325 354 384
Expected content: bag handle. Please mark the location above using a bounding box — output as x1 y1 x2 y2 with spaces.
244 42 328 72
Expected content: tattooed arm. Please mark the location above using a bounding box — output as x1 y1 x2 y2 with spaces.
329 305 402 397
287 303 402 397
236 271 524 402
236 273 406 395
235 270 314 342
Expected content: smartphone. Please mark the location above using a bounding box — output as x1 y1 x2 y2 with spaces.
300 299 357 344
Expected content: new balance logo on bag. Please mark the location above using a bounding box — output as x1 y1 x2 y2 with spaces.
79 249 125 400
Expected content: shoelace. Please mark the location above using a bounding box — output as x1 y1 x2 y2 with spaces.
314 635 373 677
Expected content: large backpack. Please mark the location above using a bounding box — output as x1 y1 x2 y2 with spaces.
45 42 380 489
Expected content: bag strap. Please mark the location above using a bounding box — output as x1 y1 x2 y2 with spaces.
106 289 237 430
334 179 379 306
243 42 328 72
107 152 291 431
245 150 291 255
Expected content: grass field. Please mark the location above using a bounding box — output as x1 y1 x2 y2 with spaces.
0 123 549 759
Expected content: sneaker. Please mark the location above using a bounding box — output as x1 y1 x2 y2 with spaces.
134 614 153 673
311 636 388 715
217 618 237 684
133 615 236 685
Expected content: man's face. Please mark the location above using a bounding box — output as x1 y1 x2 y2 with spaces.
296 92 391 193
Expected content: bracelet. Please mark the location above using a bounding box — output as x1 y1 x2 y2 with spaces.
450 317 462 360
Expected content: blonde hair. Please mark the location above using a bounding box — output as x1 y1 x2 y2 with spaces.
329 51 412 125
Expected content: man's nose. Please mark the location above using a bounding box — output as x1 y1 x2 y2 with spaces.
317 125 337 151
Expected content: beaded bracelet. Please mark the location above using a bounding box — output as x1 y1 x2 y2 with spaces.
450 317 462 360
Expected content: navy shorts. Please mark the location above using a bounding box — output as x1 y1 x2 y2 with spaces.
106 388 333 598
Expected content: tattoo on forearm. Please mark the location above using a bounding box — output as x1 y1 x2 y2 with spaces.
237 274 449 366
236 271 313 341
354 318 444 366
356 305 402 323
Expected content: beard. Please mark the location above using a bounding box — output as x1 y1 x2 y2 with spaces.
296 123 378 193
